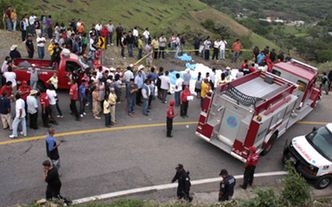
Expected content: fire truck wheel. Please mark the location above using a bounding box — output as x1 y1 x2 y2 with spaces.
261 133 278 156
314 175 332 189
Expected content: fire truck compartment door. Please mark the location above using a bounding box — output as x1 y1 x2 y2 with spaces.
218 108 246 146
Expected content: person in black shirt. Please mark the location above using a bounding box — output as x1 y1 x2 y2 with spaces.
171 164 192 202
9 45 22 59
25 34 34 58
219 169 236 201
42 160 62 200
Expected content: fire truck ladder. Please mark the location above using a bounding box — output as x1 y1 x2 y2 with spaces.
223 84 263 107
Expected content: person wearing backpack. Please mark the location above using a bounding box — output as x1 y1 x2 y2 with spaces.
171 164 193 202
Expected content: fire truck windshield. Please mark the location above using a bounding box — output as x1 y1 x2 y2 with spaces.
306 127 332 161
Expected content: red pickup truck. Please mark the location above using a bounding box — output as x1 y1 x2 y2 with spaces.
13 51 91 89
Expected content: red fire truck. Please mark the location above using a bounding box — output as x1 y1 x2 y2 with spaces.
196 59 320 162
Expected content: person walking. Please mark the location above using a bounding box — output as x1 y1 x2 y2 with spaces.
180 86 191 118
45 128 61 170
42 160 71 205
219 169 236 202
240 146 259 189
10 94 27 139
322 72 330 95
0 92 12 130
171 164 192 202
26 90 39 129
166 100 176 137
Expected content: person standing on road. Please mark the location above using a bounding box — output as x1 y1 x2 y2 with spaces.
322 72 330 95
200 78 210 109
25 34 34 58
40 88 50 128
108 87 117 124
103 93 112 127
141 79 151 116
219 169 236 202
45 128 61 170
174 73 183 107
0 92 12 130
171 164 192 202
69 80 80 121
92 86 101 120
36 33 46 59
159 71 170 104
240 146 259 189
166 100 176 137
127 78 138 117
180 86 191 118
10 93 27 139
27 90 39 129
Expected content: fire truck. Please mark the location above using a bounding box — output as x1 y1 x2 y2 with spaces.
196 59 320 162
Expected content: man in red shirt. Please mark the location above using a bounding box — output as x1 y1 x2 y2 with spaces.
0 81 13 99
231 39 241 63
180 86 191 118
69 80 79 121
18 81 31 101
40 89 50 128
166 100 177 137
240 146 259 189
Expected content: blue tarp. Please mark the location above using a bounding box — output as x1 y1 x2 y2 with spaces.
185 63 196 70
176 53 192 61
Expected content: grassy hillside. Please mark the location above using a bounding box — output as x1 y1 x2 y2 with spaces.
3 0 278 50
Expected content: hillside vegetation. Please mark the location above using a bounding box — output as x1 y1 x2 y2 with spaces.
1 0 277 50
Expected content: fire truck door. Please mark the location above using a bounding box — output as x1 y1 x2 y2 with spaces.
218 108 243 146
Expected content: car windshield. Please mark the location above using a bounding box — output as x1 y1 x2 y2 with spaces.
306 127 332 161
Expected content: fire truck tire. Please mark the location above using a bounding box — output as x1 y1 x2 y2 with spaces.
261 133 278 156
314 175 332 189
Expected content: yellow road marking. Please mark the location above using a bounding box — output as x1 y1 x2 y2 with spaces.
0 121 198 146
297 121 329 125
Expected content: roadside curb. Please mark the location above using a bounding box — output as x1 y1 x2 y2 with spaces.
72 171 288 205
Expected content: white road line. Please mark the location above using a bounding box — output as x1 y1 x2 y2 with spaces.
72 171 287 205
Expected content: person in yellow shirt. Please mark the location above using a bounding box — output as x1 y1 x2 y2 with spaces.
103 96 111 127
151 37 159 59
11 9 17 32
108 87 117 124
200 79 210 109
48 41 55 56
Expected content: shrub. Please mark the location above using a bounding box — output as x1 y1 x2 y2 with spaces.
280 161 312 207
239 188 279 207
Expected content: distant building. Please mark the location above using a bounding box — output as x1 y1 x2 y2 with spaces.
286 20 305 26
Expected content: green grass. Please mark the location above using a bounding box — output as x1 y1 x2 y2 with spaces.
15 0 278 50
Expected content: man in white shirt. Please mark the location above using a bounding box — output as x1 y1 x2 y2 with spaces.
27 90 39 129
132 27 139 38
36 33 46 59
212 39 220 60
159 71 170 103
4 66 16 89
142 28 150 45
174 73 183 107
10 93 27 138
141 79 151 116
219 38 227 60
46 85 58 124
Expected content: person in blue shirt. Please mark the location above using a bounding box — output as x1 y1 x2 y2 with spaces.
257 51 266 66
135 70 144 105
79 80 87 117
45 128 61 170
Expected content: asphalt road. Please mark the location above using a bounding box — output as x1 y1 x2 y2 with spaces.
0 91 331 206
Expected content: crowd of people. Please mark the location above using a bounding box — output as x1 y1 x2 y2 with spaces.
2 9 332 205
